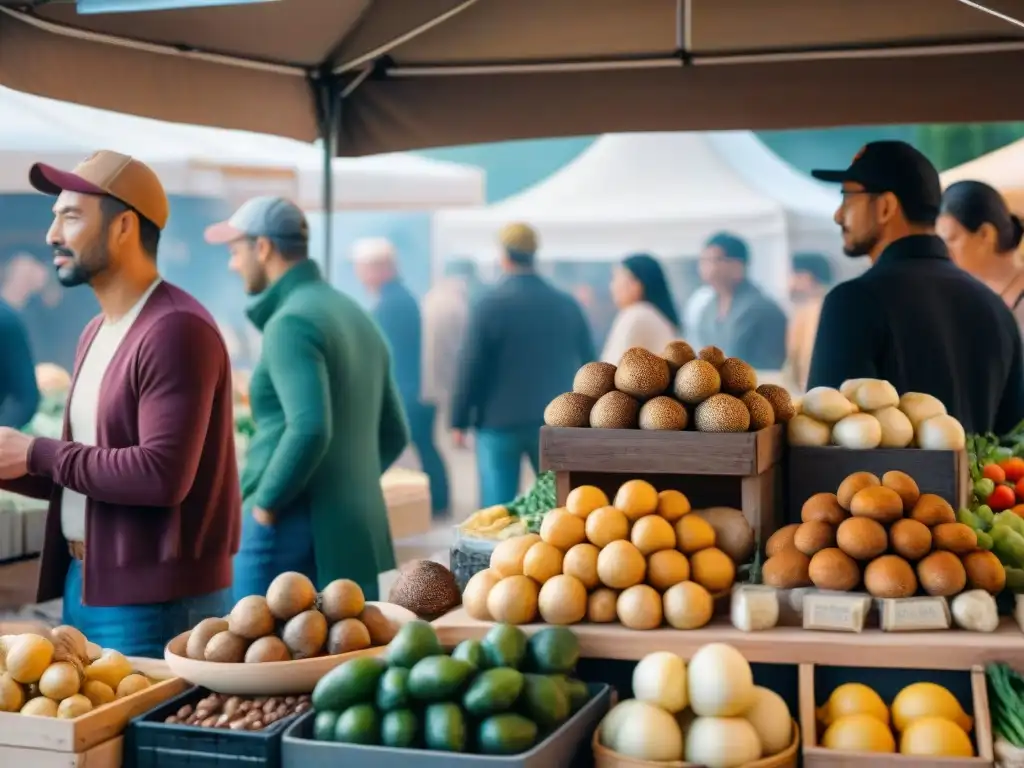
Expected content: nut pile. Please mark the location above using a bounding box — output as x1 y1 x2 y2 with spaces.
165 692 311 731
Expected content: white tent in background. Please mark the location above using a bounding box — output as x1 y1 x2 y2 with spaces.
940 139 1024 215
433 131 843 304
0 87 485 210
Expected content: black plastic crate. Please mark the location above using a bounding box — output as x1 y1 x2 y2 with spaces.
125 686 304 768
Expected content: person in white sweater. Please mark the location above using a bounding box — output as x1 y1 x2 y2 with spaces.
601 253 681 364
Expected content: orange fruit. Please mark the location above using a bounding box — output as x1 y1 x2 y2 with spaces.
657 490 691 522
566 485 610 519
614 479 659 521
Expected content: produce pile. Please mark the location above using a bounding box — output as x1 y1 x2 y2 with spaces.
986 663 1024 752
598 644 794 766
182 573 397 663
0 625 156 717
544 341 795 433
788 379 966 450
816 679 975 757
764 470 1004 616
164 692 311 731
458 471 557 541
463 479 755 630
308 621 590 754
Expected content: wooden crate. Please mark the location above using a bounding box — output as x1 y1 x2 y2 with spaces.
0 675 187 753
799 663 994 767
540 425 783 543
0 734 122 768
786 446 969 525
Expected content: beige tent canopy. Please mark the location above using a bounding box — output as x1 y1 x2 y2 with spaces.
941 139 1024 215
1 0 1024 157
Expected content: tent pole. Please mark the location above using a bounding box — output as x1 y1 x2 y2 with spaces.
313 73 340 282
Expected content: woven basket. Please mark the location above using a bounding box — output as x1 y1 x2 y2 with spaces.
592 719 799 768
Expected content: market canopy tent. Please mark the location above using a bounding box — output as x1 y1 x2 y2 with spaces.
0 87 485 210
434 131 842 304
0 0 1023 156
940 139 1024 216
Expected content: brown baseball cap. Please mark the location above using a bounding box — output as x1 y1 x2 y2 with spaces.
29 150 170 230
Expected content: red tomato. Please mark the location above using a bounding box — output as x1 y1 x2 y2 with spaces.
1016 477 1024 502
989 484 1017 511
1000 457 1024 483
983 463 1007 483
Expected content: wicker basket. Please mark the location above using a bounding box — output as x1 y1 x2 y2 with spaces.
592 719 799 768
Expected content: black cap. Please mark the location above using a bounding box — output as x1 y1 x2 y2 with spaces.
811 141 942 223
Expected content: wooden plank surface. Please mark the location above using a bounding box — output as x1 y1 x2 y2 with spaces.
540 425 782 476
0 735 122 768
786 446 967 525
433 608 1024 671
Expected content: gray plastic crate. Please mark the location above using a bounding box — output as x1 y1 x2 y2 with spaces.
281 682 611 768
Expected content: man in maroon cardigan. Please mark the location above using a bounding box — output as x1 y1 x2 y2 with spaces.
0 151 240 658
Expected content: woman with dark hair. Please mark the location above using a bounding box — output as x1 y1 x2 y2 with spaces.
939 180 1024 330
601 253 681 363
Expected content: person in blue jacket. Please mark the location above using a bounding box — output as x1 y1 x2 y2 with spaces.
0 298 39 429
354 237 450 519
450 222 595 507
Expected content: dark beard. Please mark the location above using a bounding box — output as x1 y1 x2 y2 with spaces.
53 244 107 288
842 230 879 258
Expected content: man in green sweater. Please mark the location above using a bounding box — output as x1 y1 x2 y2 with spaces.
206 197 409 601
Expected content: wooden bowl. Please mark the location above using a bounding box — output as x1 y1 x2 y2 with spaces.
592 719 799 768
164 601 417 695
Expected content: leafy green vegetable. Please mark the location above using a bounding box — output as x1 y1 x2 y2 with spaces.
506 472 557 533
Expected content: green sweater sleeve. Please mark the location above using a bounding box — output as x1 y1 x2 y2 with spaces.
379 358 410 470
253 315 332 511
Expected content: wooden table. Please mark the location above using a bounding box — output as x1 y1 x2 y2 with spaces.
433 608 1024 671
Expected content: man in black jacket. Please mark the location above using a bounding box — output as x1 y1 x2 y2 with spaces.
450 222 595 507
808 141 1024 435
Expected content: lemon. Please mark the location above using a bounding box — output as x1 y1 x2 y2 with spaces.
566 486 610 519
816 683 890 727
900 716 974 756
891 682 973 733
821 714 896 752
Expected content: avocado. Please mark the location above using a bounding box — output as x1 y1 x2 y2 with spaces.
549 675 590 712
408 655 474 701
387 620 443 669
450 639 485 670
526 627 580 674
517 674 570 728
333 704 380 745
312 656 386 711
481 624 528 669
376 666 411 712
424 702 466 752
312 710 339 741
478 713 539 755
463 667 525 717
381 709 419 749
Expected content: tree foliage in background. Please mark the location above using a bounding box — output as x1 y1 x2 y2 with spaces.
915 123 1024 171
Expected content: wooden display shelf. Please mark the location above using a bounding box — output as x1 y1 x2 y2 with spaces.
799 663 993 766
540 425 784 544
786 446 970 525
432 608 1024 671
0 675 187 753
540 425 782 476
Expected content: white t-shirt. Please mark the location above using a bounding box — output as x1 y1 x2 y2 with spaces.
601 301 678 365
61 280 162 542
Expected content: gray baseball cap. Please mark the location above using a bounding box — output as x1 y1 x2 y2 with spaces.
204 195 309 245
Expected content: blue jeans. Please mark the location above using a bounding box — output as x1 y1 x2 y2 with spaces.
232 503 318 604
476 427 541 508
62 560 230 659
406 402 450 516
